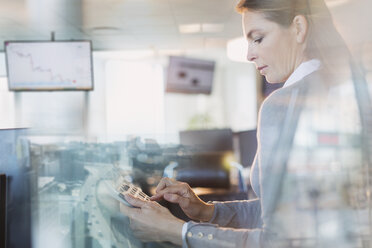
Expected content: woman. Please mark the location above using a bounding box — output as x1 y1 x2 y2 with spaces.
120 0 364 247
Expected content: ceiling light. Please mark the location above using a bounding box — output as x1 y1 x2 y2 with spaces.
201 23 224 33
179 24 201 34
89 26 122 35
179 23 224 34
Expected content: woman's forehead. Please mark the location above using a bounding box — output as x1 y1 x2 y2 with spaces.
242 10 277 35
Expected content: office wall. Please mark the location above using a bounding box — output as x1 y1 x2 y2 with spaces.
0 51 258 143
224 61 257 131
105 60 165 141
0 53 107 139
0 53 15 129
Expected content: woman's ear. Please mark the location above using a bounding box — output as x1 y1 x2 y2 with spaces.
292 15 308 44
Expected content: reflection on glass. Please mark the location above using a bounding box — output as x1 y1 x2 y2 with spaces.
27 137 178 248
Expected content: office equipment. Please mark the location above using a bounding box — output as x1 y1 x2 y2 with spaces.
163 129 248 221
166 56 215 94
179 128 233 152
104 178 150 208
5 40 94 91
177 129 234 188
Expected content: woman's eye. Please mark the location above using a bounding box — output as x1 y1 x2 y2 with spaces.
254 37 263 44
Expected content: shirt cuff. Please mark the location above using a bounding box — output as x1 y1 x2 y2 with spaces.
182 222 189 242
207 201 218 223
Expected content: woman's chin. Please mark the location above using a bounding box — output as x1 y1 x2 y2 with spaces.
264 76 279 84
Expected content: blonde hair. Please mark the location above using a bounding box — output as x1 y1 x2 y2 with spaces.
236 0 350 74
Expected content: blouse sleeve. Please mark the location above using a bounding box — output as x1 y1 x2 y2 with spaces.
208 199 262 229
182 221 262 248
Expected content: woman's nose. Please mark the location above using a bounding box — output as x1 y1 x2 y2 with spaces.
247 47 256 62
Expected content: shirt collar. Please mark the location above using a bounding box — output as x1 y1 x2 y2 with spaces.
283 59 321 88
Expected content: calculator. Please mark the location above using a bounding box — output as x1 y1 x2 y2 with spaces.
116 182 150 205
104 178 150 207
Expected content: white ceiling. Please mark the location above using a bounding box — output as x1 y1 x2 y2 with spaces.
0 0 243 52
0 0 370 54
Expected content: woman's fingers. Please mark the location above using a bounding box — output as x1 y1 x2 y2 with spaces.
155 177 176 193
163 193 190 208
120 201 141 217
150 183 190 201
163 193 183 204
124 193 147 208
120 195 185 244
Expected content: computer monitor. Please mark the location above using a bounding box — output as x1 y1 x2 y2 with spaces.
5 40 94 91
179 128 233 152
178 129 234 188
166 56 215 95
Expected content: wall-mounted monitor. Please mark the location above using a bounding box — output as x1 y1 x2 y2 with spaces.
166 56 215 95
5 40 94 91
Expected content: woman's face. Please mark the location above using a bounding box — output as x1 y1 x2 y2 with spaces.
243 10 305 83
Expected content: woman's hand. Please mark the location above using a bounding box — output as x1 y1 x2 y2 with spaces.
120 194 184 245
150 177 215 222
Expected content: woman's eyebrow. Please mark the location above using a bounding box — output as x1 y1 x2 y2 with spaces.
246 29 261 39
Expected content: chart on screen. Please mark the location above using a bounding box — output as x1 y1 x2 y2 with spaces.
5 41 93 91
